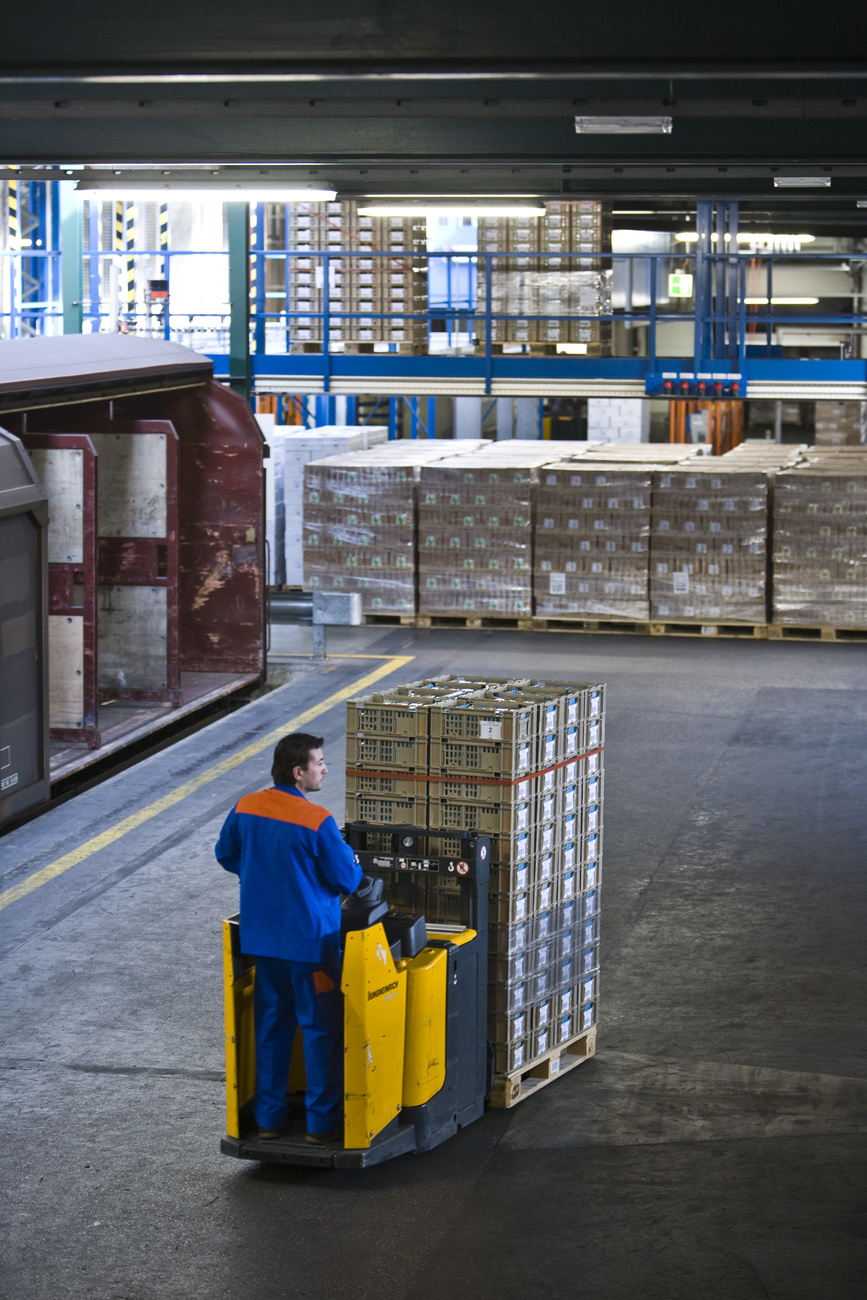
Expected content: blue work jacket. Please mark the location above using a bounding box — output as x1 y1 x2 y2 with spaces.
215 784 362 962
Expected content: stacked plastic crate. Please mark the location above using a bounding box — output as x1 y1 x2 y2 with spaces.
416 455 541 618
534 460 654 620
344 676 606 1086
650 463 769 623
772 449 867 627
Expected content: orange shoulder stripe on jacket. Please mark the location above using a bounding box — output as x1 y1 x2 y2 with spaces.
236 788 331 830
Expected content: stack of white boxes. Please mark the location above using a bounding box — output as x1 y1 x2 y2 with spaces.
278 426 389 587
586 399 651 444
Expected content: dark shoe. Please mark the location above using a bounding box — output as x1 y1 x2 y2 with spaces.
304 1128 342 1146
258 1123 289 1140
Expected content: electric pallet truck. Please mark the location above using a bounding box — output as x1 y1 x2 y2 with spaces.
220 825 491 1169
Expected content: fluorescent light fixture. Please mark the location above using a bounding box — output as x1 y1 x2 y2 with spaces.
773 176 831 188
357 204 546 217
612 209 655 215
744 297 820 305
675 232 816 249
73 184 337 202
575 115 672 134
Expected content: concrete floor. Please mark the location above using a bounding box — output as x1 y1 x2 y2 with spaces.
1 625 865 1299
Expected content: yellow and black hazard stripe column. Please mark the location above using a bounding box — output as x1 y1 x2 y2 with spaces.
8 168 18 334
114 200 125 329
124 200 136 326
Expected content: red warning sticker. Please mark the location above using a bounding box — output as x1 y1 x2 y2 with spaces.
456 860 470 876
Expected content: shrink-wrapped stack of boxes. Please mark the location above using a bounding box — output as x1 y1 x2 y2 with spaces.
772 449 867 626
476 201 612 351
535 461 654 619
302 442 486 614
416 455 543 618
650 463 769 622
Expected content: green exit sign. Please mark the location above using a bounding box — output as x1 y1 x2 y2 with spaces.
669 272 694 297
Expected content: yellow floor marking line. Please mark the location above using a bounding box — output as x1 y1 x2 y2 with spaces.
0 654 414 914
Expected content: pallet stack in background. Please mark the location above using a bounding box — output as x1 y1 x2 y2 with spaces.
650 463 769 623
416 453 549 618
287 202 427 352
344 675 605 1102
772 447 867 626
302 441 486 614
813 400 866 448
477 201 612 351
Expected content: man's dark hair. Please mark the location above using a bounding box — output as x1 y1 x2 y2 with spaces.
272 733 324 786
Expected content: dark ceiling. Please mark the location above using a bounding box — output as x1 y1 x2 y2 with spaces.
3 1 867 231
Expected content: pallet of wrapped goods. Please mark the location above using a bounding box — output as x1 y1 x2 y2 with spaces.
416 454 547 617
535 460 653 619
650 463 769 623
771 455 867 627
302 443 486 615
813 400 866 448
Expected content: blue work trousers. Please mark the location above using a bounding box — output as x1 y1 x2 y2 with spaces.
252 953 344 1133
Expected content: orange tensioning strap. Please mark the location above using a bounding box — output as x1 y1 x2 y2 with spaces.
345 747 604 789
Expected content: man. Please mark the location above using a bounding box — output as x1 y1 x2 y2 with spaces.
216 732 362 1145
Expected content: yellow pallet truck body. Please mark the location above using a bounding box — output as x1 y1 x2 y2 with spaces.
220 828 490 1168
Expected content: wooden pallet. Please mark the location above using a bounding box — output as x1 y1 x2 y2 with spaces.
488 1027 597 1109
767 623 867 643
416 613 535 631
533 616 652 636
359 612 417 627
647 619 769 640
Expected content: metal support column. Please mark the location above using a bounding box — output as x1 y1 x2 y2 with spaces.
388 397 399 440
693 200 713 369
727 202 739 360
227 202 251 403
60 182 82 335
714 203 726 357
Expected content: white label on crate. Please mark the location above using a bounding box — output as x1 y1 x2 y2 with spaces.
543 768 555 792
538 1001 550 1026
673 570 690 595
583 979 595 1002
591 693 600 717
479 721 502 740
566 761 577 781
538 1030 550 1055
515 1012 526 1036
542 794 555 820
563 873 575 899
538 943 550 968
589 721 600 746
514 1044 525 1068
587 833 598 857
540 883 552 909
542 824 553 851
517 804 529 830
515 954 526 979
541 852 553 880
551 1057 561 1075
565 786 575 812
586 863 598 888
582 1005 594 1031
588 777 599 800
517 780 529 802
514 983 525 1008
519 743 531 770
564 842 575 870
568 701 578 725
549 572 566 595
516 895 527 921
545 736 555 762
